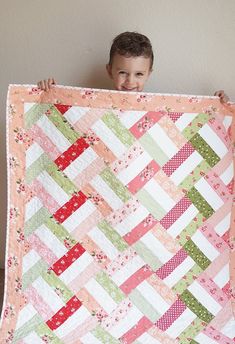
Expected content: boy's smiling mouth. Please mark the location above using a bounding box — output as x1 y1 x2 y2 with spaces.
121 86 138 91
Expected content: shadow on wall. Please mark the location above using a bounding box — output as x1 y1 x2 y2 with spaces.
78 63 113 90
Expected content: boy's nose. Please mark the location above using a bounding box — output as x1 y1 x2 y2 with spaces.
126 74 135 85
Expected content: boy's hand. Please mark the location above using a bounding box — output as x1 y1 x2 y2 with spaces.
37 78 56 92
214 90 229 104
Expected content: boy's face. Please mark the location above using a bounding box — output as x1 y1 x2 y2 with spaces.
106 54 152 92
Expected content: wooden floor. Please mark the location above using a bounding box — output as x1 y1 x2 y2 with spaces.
0 269 5 314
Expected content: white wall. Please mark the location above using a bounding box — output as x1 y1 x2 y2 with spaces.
0 0 234 267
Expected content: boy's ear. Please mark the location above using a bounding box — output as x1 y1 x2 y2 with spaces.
106 64 113 79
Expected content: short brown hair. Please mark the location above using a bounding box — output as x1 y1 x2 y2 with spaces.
108 31 154 69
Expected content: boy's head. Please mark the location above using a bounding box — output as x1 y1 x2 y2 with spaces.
106 31 154 92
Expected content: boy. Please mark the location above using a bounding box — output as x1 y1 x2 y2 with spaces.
37 31 228 102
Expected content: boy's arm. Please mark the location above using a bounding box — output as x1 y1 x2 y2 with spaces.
37 78 56 92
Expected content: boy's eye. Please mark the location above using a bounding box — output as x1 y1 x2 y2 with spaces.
136 72 144 77
119 71 126 75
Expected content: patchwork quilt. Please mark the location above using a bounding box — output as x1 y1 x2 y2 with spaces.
0 85 235 344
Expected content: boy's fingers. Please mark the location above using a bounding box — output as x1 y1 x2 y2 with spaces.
221 95 229 103
48 78 53 88
44 80 49 92
41 80 46 91
48 78 56 89
37 78 56 91
214 90 229 103
37 81 44 90
214 90 224 97
223 95 229 102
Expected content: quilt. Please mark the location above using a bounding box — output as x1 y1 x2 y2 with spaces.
0 85 235 344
